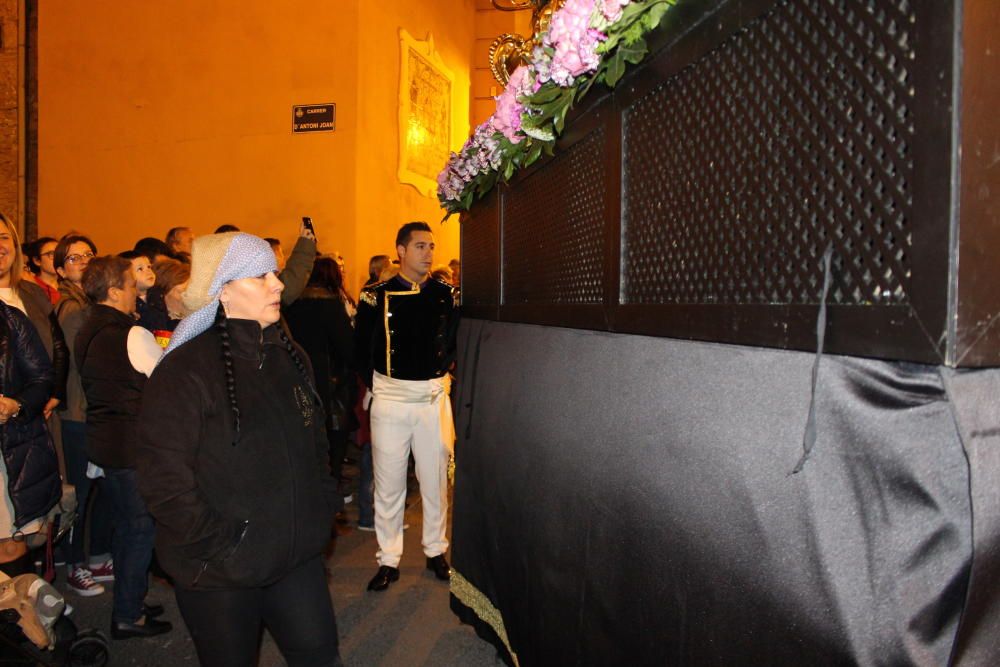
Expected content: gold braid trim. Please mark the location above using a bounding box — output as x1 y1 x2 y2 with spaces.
450 570 521 667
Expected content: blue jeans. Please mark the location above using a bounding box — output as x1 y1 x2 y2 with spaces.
358 443 374 527
103 467 156 624
60 420 112 567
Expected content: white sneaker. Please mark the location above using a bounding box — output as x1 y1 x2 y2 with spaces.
66 568 104 597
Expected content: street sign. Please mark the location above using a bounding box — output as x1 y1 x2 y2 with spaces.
293 103 336 133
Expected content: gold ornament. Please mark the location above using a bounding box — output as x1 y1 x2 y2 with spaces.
487 0 567 86
489 33 529 86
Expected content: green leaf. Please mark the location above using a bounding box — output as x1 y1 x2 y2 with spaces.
524 141 544 167
619 39 648 66
526 83 565 105
553 104 572 134
607 2 653 47
503 160 515 181
604 50 627 88
575 72 600 101
642 1 674 32
536 97 569 117
521 114 556 141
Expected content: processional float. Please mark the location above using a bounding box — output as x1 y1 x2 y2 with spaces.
447 1 1000 665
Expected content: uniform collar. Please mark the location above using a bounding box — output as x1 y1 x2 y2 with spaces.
391 274 426 291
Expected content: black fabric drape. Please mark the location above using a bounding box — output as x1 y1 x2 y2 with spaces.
451 320 993 666
940 369 1000 665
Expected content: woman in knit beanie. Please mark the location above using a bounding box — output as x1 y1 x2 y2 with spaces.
136 232 343 667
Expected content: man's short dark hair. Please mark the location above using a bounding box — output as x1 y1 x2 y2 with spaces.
215 224 240 234
263 237 281 249
54 234 97 271
82 255 131 304
395 221 432 249
165 226 191 247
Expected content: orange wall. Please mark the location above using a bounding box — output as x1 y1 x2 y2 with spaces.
353 0 475 293
37 0 476 292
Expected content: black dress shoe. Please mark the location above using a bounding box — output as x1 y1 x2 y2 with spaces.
366 565 400 592
143 603 165 619
110 617 172 640
426 555 451 581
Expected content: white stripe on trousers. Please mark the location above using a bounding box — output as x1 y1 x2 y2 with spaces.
370 372 455 568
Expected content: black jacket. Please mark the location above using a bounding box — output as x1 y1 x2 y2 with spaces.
0 302 59 528
136 289 176 333
283 287 357 432
75 305 147 469
354 275 459 387
137 319 339 590
16 281 68 403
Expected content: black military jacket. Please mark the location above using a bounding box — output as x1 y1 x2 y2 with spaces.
354 275 459 387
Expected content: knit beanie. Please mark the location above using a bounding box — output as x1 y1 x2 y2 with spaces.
159 232 278 360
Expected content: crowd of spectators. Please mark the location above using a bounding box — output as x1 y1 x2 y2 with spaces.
0 215 459 662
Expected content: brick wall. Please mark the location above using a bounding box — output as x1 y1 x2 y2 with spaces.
24 0 34 239
0 0 19 227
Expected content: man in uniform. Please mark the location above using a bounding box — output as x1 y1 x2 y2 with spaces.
355 221 459 592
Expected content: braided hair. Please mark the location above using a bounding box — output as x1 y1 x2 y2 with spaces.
215 287 320 443
277 325 319 402
214 304 241 444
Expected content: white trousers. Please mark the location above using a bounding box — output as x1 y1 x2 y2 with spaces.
370 372 455 567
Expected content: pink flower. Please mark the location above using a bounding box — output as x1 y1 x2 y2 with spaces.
491 66 532 143
508 64 532 94
544 0 605 86
545 0 594 48
599 0 630 22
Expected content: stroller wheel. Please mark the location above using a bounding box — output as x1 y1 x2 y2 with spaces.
67 629 109 667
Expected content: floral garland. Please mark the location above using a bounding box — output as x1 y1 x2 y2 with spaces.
437 0 678 216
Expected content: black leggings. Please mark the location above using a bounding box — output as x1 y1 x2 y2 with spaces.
174 556 341 667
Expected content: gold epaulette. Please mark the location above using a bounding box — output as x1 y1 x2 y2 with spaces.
428 277 459 307
360 288 377 307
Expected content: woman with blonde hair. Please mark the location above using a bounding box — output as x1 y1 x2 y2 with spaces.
0 214 61 575
0 215 67 422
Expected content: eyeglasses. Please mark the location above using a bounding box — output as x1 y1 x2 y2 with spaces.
65 252 95 265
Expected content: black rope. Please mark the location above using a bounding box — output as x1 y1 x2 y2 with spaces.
793 244 834 474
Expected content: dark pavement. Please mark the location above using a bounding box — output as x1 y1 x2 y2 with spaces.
44 453 504 667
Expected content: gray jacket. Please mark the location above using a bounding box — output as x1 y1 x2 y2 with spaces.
279 236 317 307
56 281 89 423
